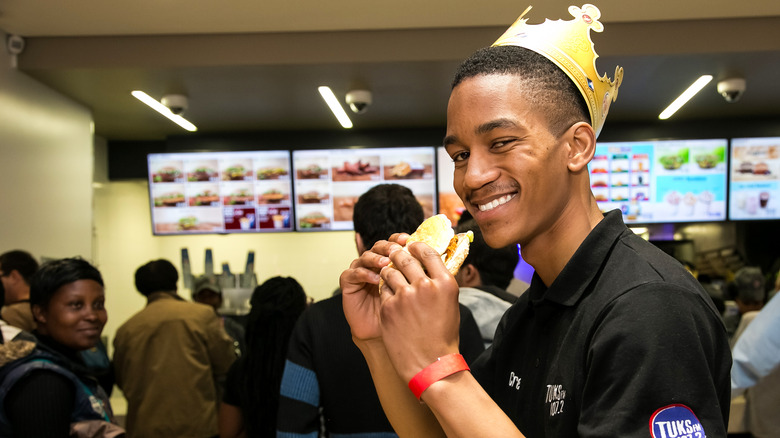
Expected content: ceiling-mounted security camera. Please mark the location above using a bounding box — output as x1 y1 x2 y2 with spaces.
6 34 25 55
161 94 189 115
716 78 746 103
345 89 372 114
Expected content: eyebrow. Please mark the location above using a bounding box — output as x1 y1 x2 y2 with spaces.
476 118 519 134
443 118 521 148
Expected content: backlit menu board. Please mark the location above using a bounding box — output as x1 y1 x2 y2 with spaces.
148 151 293 234
590 139 728 224
729 137 780 220
292 147 436 231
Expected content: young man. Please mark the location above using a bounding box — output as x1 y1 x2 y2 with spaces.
339 5 730 437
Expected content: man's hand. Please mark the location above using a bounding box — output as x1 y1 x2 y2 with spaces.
378 240 461 382
340 236 405 342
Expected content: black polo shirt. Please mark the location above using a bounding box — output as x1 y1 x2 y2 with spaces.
471 210 730 437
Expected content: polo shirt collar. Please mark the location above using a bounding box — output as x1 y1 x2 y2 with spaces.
147 291 184 304
529 209 628 307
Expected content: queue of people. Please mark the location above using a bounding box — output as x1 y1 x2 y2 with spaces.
2 4 780 438
0 251 314 438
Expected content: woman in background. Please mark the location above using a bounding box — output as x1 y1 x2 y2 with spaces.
0 257 124 437
219 276 307 438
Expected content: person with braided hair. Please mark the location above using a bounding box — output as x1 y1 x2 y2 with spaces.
219 276 307 438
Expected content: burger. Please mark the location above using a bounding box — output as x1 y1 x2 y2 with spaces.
153 166 182 183
300 212 330 228
379 214 473 291
391 161 425 178
738 161 754 174
753 162 770 175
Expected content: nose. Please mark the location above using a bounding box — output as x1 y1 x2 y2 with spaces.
83 306 100 322
462 148 499 190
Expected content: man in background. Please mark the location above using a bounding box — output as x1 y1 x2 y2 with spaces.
192 275 246 357
113 259 236 438
454 219 519 347
276 183 483 437
728 266 766 346
0 250 39 331
731 292 780 438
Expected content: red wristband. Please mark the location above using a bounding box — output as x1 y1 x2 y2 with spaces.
408 353 470 400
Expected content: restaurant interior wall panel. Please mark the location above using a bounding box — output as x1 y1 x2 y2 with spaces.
0 30 94 262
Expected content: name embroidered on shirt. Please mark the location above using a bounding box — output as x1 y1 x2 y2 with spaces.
508 371 522 390
545 384 566 416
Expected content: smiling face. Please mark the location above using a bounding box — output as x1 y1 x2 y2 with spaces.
444 74 576 250
33 279 107 351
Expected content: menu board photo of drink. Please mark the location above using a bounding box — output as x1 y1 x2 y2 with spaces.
148 151 293 234
729 137 779 220
590 139 728 224
292 147 436 231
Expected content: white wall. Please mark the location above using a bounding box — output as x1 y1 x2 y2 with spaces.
93 180 358 345
0 31 94 261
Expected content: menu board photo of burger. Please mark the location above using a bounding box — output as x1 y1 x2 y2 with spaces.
384 151 434 180
296 180 330 205
255 181 291 205
222 182 255 206
152 184 186 208
297 205 331 230
153 207 223 234
185 160 219 182
187 183 220 207
294 154 329 180
729 137 780 220
256 156 290 180
148 151 293 235
150 160 185 183
221 159 254 181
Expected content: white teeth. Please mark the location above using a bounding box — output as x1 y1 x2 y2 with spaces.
478 194 515 212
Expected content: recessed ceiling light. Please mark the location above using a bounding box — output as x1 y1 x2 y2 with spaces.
318 86 353 129
658 75 713 120
131 90 197 132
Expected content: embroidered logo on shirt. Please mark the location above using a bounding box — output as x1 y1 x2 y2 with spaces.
649 404 705 438
508 371 522 390
545 384 566 417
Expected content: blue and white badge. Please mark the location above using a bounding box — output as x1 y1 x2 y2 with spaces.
649 404 705 438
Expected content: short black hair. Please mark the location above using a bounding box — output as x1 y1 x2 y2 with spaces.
452 45 589 137
353 184 424 250
29 258 104 311
0 250 39 284
455 219 519 290
135 259 178 296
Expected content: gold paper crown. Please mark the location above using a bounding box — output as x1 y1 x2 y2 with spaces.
492 4 623 137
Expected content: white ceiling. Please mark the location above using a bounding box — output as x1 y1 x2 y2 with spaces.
2 0 780 141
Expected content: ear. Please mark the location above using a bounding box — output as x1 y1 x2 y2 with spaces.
355 232 366 255
565 122 596 173
8 270 23 285
31 304 47 325
458 264 481 288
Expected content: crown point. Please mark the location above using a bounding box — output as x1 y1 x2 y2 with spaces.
492 4 622 137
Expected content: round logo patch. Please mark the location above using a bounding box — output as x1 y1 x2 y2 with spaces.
649 404 705 438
